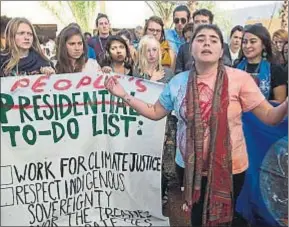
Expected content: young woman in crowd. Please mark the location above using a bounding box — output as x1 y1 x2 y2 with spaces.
117 29 137 62
236 24 287 103
144 16 176 71
54 25 101 74
133 34 175 207
100 35 134 76
272 28 288 65
133 35 174 81
104 24 288 227
0 17 54 77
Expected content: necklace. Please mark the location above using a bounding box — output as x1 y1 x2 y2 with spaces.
244 62 261 81
98 36 104 53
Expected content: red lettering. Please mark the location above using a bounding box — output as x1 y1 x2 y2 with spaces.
76 76 92 89
10 78 30 92
31 75 50 93
128 77 135 82
135 79 147 92
53 79 72 91
93 75 105 89
114 75 121 79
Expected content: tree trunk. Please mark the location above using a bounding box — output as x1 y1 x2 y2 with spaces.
280 0 288 30
100 1 106 14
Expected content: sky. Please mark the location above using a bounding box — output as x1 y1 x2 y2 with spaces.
1 1 282 31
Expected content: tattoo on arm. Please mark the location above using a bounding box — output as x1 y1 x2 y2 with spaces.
122 94 132 103
147 104 153 108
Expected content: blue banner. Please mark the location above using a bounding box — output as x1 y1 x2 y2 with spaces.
236 107 288 227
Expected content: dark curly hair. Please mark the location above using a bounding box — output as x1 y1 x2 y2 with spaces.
100 35 134 71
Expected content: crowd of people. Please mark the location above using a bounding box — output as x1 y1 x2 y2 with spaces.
0 5 288 227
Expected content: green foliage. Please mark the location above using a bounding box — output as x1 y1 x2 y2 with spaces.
145 1 178 28
196 1 232 40
196 1 216 11
40 1 97 32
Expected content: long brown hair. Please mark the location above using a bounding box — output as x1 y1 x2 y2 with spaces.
2 17 49 75
144 16 165 43
55 25 87 73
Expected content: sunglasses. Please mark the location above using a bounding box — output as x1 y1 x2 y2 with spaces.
174 18 187 24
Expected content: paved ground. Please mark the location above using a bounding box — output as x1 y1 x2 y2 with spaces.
163 183 190 227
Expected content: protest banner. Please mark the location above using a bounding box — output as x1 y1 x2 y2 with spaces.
0 72 170 226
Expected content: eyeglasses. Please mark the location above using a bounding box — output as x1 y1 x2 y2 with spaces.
147 28 162 34
174 18 187 24
16 31 33 37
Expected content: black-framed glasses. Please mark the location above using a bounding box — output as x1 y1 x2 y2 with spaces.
147 28 162 34
174 18 187 24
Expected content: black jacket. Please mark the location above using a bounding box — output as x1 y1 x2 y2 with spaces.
175 42 193 74
222 43 241 67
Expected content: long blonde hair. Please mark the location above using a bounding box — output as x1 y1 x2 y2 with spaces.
2 17 49 75
136 35 163 74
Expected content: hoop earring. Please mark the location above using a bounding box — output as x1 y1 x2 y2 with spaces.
262 50 267 59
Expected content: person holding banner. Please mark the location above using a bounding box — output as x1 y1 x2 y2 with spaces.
236 24 287 103
104 24 288 227
133 34 176 207
100 35 134 76
0 17 55 77
117 29 137 63
54 24 101 74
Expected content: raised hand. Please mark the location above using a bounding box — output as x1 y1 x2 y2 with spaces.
104 76 127 98
150 69 165 81
40 66 55 75
102 66 113 74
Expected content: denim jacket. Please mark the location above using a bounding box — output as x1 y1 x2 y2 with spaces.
165 29 185 55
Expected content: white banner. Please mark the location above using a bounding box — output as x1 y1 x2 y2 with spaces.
0 72 169 226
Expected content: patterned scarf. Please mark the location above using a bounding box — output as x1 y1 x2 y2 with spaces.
184 62 233 226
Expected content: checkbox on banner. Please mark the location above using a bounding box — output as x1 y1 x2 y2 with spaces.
1 187 14 207
1 166 13 186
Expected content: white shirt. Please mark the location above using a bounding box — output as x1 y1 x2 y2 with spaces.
52 58 101 73
82 58 101 73
229 48 240 63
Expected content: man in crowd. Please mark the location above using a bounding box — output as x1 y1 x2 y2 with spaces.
88 13 111 63
133 25 143 49
165 5 190 54
175 8 214 74
223 25 244 66
175 23 194 74
190 8 214 27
